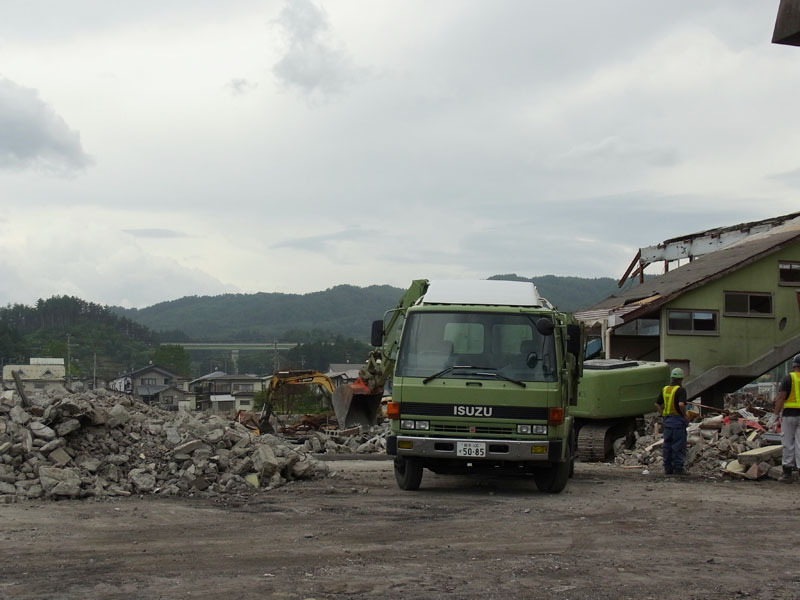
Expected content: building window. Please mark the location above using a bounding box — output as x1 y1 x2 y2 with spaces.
667 310 718 335
724 291 773 317
779 261 800 285
239 399 251 406
233 383 254 392
614 318 660 336
141 378 156 385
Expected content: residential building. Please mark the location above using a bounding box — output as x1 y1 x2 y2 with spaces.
576 213 800 406
109 364 183 405
189 372 264 414
2 358 66 396
325 363 362 388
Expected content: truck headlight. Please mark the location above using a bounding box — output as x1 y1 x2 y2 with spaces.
401 419 416 429
517 424 532 434
415 420 430 430
531 425 548 435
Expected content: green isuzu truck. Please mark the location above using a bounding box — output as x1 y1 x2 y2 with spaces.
378 280 582 493
335 279 668 493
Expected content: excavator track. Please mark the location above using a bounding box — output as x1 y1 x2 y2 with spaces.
577 423 613 462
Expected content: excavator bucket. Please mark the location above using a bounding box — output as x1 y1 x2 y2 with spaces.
332 383 382 429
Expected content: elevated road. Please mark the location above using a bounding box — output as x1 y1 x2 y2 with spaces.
160 342 298 351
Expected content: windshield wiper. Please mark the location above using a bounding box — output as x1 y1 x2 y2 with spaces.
422 365 475 384
422 365 526 388
478 371 526 388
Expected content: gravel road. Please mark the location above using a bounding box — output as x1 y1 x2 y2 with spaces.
1 460 796 600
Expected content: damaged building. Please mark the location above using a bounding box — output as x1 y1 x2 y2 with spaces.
576 212 800 406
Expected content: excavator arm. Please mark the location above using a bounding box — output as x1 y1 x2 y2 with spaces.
260 370 336 433
332 279 430 428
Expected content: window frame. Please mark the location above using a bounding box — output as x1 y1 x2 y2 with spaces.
723 291 774 318
779 261 800 286
666 309 719 336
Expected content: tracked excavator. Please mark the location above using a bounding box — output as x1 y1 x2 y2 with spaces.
331 280 429 429
259 370 336 433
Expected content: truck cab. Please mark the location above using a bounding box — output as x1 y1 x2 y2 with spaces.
384 280 581 492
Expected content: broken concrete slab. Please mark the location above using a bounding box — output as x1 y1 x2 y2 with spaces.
47 448 73 467
738 445 783 466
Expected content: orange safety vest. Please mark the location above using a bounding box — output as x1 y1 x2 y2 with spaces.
661 385 682 417
784 372 800 409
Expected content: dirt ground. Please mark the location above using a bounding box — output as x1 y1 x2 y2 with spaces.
1 458 798 600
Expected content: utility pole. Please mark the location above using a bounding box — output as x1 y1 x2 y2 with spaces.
66 333 71 388
272 339 280 373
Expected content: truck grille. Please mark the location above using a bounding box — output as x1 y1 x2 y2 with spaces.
432 424 514 435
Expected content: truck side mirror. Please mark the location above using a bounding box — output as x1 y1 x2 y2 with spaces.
535 317 555 336
370 320 384 347
566 324 582 358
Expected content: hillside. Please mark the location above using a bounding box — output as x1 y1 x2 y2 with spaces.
112 285 403 342
113 275 619 342
0 296 158 380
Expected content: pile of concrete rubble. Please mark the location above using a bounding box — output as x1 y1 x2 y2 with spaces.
614 408 785 480
0 388 333 502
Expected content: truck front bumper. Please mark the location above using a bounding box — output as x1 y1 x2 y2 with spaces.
387 435 563 462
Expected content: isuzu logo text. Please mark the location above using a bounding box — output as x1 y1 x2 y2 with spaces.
453 405 493 417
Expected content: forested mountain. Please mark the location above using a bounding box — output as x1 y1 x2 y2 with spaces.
112 285 403 342
112 275 619 342
0 296 158 379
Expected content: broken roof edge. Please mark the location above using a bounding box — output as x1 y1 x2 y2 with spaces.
618 212 800 287
659 210 800 246
580 228 800 326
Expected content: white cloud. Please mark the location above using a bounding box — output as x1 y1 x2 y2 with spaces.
0 77 92 173
271 0 366 98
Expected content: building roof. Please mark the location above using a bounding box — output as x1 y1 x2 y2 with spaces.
188 372 261 385
116 364 179 379
326 365 361 380
577 216 800 325
29 357 65 366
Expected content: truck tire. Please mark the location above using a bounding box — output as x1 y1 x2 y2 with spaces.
394 456 423 491
533 459 570 493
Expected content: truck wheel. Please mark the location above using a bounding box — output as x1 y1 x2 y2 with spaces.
533 459 570 493
394 457 423 491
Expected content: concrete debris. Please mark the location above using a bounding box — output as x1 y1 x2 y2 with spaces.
614 408 786 480
0 388 330 501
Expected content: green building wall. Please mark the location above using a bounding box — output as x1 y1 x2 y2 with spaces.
660 244 800 379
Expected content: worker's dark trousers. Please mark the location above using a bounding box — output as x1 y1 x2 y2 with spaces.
662 416 687 474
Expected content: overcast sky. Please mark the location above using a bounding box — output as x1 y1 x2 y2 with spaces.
1 1 798 308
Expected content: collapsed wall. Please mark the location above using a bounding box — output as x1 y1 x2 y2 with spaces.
614 411 784 480
0 388 330 501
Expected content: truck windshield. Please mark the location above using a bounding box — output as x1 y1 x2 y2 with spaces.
395 311 558 383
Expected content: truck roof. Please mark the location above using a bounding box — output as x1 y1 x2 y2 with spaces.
421 280 543 307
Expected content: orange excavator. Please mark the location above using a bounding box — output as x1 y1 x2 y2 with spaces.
259 370 335 433
331 280 429 429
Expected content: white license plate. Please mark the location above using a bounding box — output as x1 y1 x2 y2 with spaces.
456 442 486 458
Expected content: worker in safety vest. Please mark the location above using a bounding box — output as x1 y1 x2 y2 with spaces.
772 353 800 483
654 367 688 476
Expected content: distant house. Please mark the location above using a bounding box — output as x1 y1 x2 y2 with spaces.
576 212 800 406
2 358 66 396
325 363 362 387
109 364 183 405
155 385 195 412
189 372 264 414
